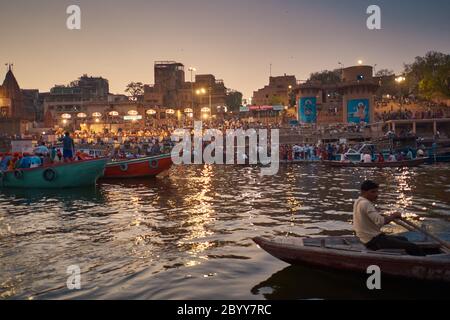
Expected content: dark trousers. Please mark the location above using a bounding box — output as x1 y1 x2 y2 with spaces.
366 233 426 256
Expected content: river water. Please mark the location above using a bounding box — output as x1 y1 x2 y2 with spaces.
1 163 449 300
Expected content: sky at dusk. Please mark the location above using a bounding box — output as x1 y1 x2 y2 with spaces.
0 0 449 99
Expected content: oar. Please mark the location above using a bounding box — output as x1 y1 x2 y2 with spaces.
394 218 450 253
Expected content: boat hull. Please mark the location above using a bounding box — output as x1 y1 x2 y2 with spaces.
322 158 427 168
254 237 450 282
103 154 173 179
0 158 107 189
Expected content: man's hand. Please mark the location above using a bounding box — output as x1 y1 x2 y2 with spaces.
384 212 402 225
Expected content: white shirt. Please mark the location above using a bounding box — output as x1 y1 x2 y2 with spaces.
363 154 372 163
353 197 385 244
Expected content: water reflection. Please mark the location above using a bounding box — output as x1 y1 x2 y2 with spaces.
251 265 450 300
1 186 106 207
0 164 449 299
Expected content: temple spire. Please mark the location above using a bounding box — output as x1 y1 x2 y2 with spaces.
5 63 13 72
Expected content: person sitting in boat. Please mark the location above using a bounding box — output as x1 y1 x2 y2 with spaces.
397 152 405 161
387 153 396 162
406 149 414 160
416 148 425 158
353 180 424 256
18 153 32 169
377 152 385 163
341 154 350 163
29 155 42 168
34 142 49 157
362 152 372 163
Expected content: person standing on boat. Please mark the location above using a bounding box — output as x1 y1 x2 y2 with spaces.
353 180 425 256
59 132 75 161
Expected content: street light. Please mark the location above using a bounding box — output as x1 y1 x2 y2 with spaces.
196 87 212 122
395 76 406 108
188 67 196 119
146 109 156 128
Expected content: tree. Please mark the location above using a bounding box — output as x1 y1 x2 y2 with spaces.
225 90 243 112
308 69 341 85
403 51 450 99
125 82 144 101
374 69 396 96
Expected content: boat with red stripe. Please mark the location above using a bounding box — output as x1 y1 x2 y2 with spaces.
103 153 173 178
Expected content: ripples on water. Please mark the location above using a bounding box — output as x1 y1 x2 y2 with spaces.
0 164 449 299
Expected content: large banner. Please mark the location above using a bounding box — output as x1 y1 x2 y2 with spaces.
347 99 370 123
299 97 317 123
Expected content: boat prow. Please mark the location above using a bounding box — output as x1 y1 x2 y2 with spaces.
253 236 450 282
103 153 173 179
0 157 108 189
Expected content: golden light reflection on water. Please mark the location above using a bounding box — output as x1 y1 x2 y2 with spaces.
392 170 414 213
177 165 216 265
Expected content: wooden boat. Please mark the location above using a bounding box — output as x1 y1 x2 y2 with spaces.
0 158 108 189
322 158 427 168
279 159 320 164
102 153 172 179
425 153 450 164
254 236 450 282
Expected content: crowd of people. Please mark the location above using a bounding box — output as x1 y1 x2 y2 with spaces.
280 143 351 161
375 108 447 122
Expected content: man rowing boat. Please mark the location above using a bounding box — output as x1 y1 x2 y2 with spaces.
353 180 425 256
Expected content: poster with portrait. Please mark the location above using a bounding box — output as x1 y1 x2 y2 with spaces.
347 99 370 123
299 97 317 123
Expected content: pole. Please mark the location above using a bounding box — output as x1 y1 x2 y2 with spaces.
209 87 212 121
394 218 450 253
191 70 194 122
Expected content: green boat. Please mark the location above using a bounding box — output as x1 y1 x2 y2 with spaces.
0 158 108 189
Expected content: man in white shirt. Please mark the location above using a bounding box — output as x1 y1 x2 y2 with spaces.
353 180 425 256
362 152 372 163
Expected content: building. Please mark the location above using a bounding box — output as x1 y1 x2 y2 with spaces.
44 75 110 127
0 65 24 119
194 74 227 118
144 61 228 122
252 74 297 106
0 65 31 134
296 65 379 125
22 89 44 122
154 61 185 108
